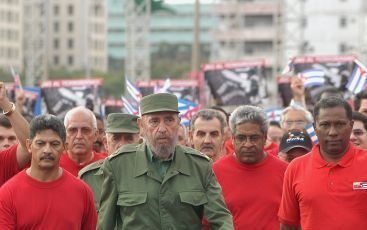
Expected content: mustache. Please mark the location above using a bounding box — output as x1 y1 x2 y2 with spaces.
40 155 55 161
201 143 214 149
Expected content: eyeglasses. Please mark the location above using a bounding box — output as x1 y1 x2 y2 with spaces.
234 134 262 144
283 120 307 128
352 129 366 136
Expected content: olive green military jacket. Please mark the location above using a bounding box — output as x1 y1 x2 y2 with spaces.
78 159 104 212
97 143 233 230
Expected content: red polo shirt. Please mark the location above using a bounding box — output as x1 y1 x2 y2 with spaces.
60 152 106 177
0 145 19 187
278 144 367 229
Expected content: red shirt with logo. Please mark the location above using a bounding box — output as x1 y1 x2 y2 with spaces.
278 144 367 229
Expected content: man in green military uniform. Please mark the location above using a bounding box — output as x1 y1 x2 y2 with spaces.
79 113 140 211
98 93 233 230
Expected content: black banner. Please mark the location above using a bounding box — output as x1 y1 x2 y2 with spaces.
40 79 102 119
203 60 268 106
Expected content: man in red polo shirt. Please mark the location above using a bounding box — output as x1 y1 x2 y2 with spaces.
279 97 367 230
60 106 105 176
0 82 30 187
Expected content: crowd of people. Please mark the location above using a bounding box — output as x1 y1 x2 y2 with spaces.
1 77 367 229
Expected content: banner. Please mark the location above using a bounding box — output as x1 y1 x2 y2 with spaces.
278 55 356 106
102 99 123 117
202 59 268 106
40 79 102 119
136 79 200 103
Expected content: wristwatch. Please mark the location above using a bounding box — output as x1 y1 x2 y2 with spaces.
2 102 16 116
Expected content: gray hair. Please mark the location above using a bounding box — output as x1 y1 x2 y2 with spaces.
190 109 225 134
280 105 313 126
64 106 97 129
229 105 268 134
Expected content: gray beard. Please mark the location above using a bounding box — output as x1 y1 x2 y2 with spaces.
144 135 178 159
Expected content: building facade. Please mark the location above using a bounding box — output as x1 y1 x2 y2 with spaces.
0 0 23 72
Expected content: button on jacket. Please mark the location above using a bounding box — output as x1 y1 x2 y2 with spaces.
97 143 233 230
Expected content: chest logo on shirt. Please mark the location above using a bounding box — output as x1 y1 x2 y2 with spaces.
353 182 367 190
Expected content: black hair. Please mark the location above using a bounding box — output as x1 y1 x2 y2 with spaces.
352 111 367 131
354 90 367 111
313 97 352 121
269 120 281 129
30 114 66 142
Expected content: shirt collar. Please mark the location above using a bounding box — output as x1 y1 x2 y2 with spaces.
312 143 355 168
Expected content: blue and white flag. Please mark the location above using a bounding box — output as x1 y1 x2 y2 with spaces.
121 96 139 115
265 108 283 123
299 69 325 88
178 99 199 126
346 60 367 94
306 123 318 144
125 77 142 102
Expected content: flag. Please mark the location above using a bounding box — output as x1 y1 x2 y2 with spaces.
299 69 325 88
121 96 139 115
125 77 142 102
265 108 283 123
281 59 294 75
178 99 199 126
10 66 23 90
305 123 318 144
154 78 171 93
346 60 367 94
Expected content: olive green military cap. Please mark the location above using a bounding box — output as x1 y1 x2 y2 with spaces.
105 113 139 133
140 93 179 115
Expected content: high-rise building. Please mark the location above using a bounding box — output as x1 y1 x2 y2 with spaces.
284 0 367 63
0 0 23 72
23 0 108 85
107 1 214 61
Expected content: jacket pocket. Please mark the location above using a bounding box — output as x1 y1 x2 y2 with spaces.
117 192 147 207
179 191 208 206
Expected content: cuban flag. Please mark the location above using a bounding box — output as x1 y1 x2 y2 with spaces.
306 123 318 144
299 69 325 88
265 108 283 123
178 99 199 126
125 77 142 103
121 96 139 115
346 60 367 94
10 66 23 90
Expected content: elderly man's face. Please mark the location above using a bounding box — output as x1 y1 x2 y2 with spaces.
65 110 97 157
190 117 224 161
232 122 267 164
0 126 17 150
139 112 180 159
282 110 308 133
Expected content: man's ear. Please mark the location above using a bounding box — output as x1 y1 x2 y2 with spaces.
26 139 32 154
102 136 108 151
